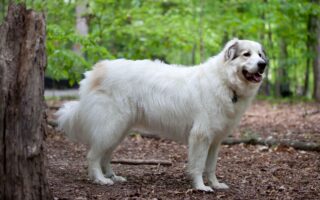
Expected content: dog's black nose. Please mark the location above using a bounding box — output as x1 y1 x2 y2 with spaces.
257 62 266 73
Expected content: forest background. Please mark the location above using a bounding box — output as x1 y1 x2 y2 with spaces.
1 0 320 100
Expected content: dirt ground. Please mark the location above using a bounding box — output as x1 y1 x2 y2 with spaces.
46 100 320 200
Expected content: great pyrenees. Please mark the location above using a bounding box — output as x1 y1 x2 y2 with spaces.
56 38 267 192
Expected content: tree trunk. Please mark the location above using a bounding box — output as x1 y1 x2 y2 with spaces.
198 0 205 62
311 0 320 101
191 43 196 65
314 34 320 101
259 0 271 96
0 4 52 200
304 23 311 97
73 0 88 55
276 39 291 97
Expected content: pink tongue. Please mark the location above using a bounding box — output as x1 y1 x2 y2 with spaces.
253 73 262 82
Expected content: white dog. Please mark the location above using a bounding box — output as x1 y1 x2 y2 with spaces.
56 38 267 192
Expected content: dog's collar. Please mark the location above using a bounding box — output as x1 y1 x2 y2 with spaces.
232 90 238 103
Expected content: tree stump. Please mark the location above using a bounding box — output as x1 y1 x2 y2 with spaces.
0 4 52 200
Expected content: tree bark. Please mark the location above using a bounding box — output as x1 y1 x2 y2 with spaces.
303 14 313 96
198 0 205 62
73 0 88 55
276 39 291 97
259 0 271 96
0 4 52 200
311 0 320 101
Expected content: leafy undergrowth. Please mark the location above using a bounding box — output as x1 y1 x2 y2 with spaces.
46 100 320 200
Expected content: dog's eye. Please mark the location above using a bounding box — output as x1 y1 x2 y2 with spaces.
243 52 251 57
258 53 262 57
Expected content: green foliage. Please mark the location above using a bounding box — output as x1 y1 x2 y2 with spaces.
1 0 320 97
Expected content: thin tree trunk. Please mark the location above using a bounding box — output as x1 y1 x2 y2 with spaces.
198 0 205 62
73 0 88 55
0 4 52 200
1 0 5 21
259 0 270 96
311 0 320 101
304 53 311 96
221 31 229 47
191 43 196 65
275 41 284 97
304 13 313 96
276 39 290 97
304 18 311 97
265 6 273 96
313 35 320 101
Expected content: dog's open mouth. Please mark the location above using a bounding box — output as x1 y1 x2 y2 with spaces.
242 69 263 83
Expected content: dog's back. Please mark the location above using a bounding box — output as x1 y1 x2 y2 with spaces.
76 59 199 142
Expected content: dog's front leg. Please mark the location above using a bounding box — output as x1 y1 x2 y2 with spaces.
188 133 213 192
205 141 229 189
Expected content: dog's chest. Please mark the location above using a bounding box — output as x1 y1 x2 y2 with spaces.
216 98 250 132
228 98 250 126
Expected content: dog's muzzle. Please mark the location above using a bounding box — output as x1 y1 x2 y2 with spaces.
242 61 266 83
257 61 266 74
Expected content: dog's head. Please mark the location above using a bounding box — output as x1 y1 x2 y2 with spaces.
223 38 268 85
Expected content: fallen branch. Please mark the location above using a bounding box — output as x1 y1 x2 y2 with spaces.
222 137 320 152
111 159 172 166
47 120 320 152
244 113 267 118
302 110 320 117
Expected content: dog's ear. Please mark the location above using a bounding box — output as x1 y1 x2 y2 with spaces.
224 38 239 61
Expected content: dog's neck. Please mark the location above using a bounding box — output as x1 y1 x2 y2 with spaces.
231 89 238 103
201 56 259 103
229 83 261 106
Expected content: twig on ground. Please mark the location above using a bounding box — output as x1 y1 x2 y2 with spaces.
244 113 267 118
111 159 172 166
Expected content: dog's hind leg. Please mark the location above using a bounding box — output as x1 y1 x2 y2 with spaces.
101 149 127 183
87 115 131 185
188 131 213 192
205 141 229 189
87 147 114 185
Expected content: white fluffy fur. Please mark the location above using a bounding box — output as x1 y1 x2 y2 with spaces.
56 39 266 192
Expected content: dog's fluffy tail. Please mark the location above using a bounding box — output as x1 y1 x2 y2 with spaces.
56 101 84 143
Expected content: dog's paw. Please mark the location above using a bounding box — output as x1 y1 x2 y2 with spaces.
93 177 114 185
211 182 229 189
111 175 127 183
195 185 214 192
